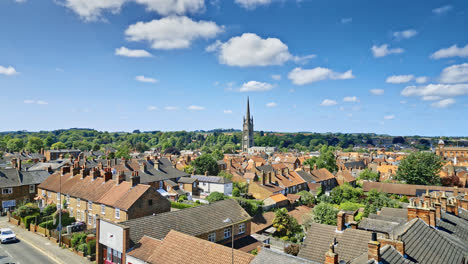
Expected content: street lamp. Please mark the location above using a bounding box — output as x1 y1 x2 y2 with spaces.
223 218 234 264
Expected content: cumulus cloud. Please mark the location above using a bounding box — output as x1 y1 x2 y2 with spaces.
0 65 18 76
115 46 152 57
58 0 205 21
422 96 442 101
239 81 273 92
266 102 277 107
439 63 468 84
371 44 404 58
207 33 314 67
431 98 455 108
235 0 271 9
401 83 468 97
415 76 428 84
386 75 414 84
288 67 354 85
24 100 48 105
164 106 179 110
125 16 223 50
147 106 158 111
341 17 352 24
370 89 384 95
431 44 468 59
432 5 452 15
223 110 232 114
393 29 417 40
271 74 281 81
135 75 158 83
320 99 338 106
384 115 395 120
187 105 205 110
343 96 359 103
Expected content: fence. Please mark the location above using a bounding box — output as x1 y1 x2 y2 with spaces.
267 237 297 251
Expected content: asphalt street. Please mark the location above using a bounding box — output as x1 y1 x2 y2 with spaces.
0 239 55 264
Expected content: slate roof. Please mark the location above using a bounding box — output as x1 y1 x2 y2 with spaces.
351 245 415 264
363 182 468 196
344 160 366 170
0 168 50 188
298 222 372 263
0 169 21 188
256 165 275 173
251 247 319 264
295 170 315 183
309 168 335 182
191 175 232 184
379 207 408 219
177 177 197 184
367 213 407 225
121 199 251 245
358 218 401 235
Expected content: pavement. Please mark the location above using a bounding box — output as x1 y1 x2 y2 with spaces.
0 217 91 264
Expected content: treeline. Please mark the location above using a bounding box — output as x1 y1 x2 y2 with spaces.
0 128 444 154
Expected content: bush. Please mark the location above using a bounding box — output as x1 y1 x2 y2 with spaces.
232 188 240 197
206 192 226 203
170 202 195 209
15 203 40 218
311 203 339 226
399 195 409 203
232 197 262 216
297 190 315 206
43 204 57 216
280 236 289 241
178 194 188 202
355 212 363 221
24 213 39 229
289 237 298 243
251 249 258 255
339 201 365 211
77 243 88 255
87 240 96 256
71 233 88 249
284 244 300 256
39 220 56 229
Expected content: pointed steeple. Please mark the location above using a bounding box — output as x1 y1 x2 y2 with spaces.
246 96 250 119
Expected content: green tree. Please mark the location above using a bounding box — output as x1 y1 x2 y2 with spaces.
272 208 301 237
396 152 443 185
206 192 225 203
191 154 219 175
7 138 24 152
303 145 338 173
211 149 224 160
44 136 55 148
330 183 363 204
218 171 233 179
310 203 339 226
115 146 131 159
26 137 44 152
51 142 67 150
359 169 380 182
297 190 315 206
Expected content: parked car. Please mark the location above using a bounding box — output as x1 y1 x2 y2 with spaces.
0 228 17 243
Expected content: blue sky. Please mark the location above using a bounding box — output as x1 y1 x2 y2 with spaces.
1 0 468 136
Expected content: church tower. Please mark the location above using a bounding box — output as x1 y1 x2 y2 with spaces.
242 97 254 152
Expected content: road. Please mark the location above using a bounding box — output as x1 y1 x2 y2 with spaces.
0 239 55 264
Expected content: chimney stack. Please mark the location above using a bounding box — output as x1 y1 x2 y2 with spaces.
140 162 147 173
336 211 345 232
378 238 405 256
429 206 436 228
61 166 71 176
131 171 140 187
324 244 338 264
103 168 113 182
91 168 100 180
440 192 447 211
205 171 208 176
17 159 22 171
116 171 125 185
11 158 17 169
154 160 160 170
434 202 442 219
368 233 381 262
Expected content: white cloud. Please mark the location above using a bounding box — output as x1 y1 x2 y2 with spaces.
24 100 34 104
415 76 428 84
341 17 352 24
125 16 223 50
235 0 271 9
386 74 414 84
37 100 48 105
164 106 179 110
431 98 455 108
15 0 26 3
187 105 205 110
239 81 273 92
401 83 468 97
320 99 338 106
400 100 407 104
288 67 354 85
431 44 468 59
24 100 48 105
292 54 316 64
115 46 152 57
271 74 281 81
432 5 452 15
393 29 417 40
208 33 293 67
266 102 277 107
0 65 18 76
440 63 468 84
223 110 232 114
343 96 359 103
58 0 204 21
371 44 404 58
422 95 441 101
147 106 158 111
135 75 158 83
370 89 384 95
384 115 395 120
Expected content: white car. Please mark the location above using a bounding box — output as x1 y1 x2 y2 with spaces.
0 228 17 243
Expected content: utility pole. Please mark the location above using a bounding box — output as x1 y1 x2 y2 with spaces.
58 172 62 247
224 218 234 264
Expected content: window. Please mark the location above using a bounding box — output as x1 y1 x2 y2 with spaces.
29 185 35 194
42 190 45 196
208 232 216 242
88 201 92 210
66 195 70 204
69 208 73 217
115 208 120 219
48 191 51 198
238 223 246 234
224 227 231 239
148 199 153 206
2 188 12 195
81 211 84 221
57 203 61 210
159 181 163 189
101 204 105 215
77 198 80 207
193 182 196 188
93 215 96 228
88 214 92 225
57 192 61 201
76 210 80 221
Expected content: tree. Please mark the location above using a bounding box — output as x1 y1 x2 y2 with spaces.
297 190 315 206
218 171 233 180
191 154 219 175
303 145 338 173
272 208 301 237
284 244 300 256
396 152 443 185
51 142 66 150
115 146 131 159
330 183 363 204
206 192 225 203
7 138 24 152
211 149 224 160
392 136 405 144
359 169 380 182
164 147 180 155
310 203 339 226
26 137 43 152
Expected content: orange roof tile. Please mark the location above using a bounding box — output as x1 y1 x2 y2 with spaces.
269 193 288 203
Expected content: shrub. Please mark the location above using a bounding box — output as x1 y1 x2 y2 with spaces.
289 237 298 243
232 188 240 197
178 194 187 202
15 203 40 218
77 243 88 255
206 192 226 203
284 244 300 256
24 213 39 229
280 236 289 241
71 233 88 248
399 195 409 203
251 249 258 255
355 212 363 221
170 202 194 209
39 220 56 229
232 197 262 216
87 240 96 256
339 201 365 211
43 204 57 216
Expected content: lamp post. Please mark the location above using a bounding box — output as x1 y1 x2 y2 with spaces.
223 218 234 264
58 170 62 247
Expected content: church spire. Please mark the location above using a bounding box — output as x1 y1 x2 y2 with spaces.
246 96 250 119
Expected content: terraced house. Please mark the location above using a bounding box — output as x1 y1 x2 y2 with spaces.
36 165 170 228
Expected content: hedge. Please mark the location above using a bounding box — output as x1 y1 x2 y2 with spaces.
170 202 195 209
24 213 40 229
87 240 96 256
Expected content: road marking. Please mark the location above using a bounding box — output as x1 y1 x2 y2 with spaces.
15 234 63 264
